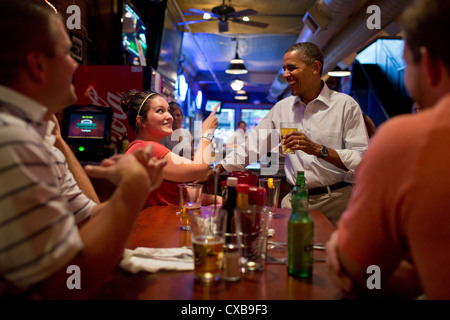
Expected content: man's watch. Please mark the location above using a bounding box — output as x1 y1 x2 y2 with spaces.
201 132 214 142
318 145 329 159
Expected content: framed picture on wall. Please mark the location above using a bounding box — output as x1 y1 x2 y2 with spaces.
71 34 83 63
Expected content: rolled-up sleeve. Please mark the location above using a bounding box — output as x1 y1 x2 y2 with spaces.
336 104 369 183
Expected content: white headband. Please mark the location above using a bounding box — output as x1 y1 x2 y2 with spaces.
136 92 156 129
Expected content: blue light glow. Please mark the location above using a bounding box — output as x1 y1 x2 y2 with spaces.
178 74 188 102
196 90 203 109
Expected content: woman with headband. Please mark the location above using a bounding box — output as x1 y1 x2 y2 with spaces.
120 90 221 206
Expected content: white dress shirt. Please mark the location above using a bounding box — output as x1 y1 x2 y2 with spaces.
226 128 246 147
221 83 369 188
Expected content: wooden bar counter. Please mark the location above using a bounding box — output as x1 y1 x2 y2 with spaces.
95 205 341 300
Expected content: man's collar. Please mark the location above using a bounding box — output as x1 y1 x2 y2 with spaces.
0 85 48 122
316 81 332 106
293 81 331 108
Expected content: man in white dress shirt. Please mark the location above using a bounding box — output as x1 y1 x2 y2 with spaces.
217 42 369 225
225 121 247 149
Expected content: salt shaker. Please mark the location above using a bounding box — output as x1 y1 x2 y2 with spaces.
223 243 241 281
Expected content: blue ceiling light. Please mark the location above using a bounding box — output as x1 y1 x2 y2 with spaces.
177 74 188 102
195 90 203 109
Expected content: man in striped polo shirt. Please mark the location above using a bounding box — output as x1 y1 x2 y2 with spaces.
0 1 166 299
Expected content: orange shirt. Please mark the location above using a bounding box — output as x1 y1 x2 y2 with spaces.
126 140 179 206
338 95 450 299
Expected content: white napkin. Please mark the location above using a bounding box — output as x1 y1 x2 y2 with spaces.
120 246 194 274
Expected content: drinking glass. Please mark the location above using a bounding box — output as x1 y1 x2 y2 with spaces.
280 122 298 154
258 178 280 217
190 207 227 283
234 205 269 272
178 183 203 230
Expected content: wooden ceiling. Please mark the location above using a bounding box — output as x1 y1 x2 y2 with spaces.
168 0 409 103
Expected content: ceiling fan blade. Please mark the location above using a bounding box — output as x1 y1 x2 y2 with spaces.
187 8 219 18
182 11 202 16
228 8 258 18
231 19 269 29
218 21 228 33
178 19 215 26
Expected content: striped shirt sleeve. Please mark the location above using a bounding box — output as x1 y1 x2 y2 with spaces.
50 145 96 225
0 117 83 288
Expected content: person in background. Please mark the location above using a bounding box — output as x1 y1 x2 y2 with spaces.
160 101 193 159
121 90 222 206
225 120 247 150
411 102 422 113
0 0 166 299
214 42 368 225
362 114 377 139
326 0 450 299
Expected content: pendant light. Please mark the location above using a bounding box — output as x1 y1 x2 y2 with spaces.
226 39 248 75
234 90 248 100
327 66 351 77
230 78 244 91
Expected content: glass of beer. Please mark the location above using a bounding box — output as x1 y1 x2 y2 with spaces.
178 183 203 230
258 178 281 217
280 122 298 154
190 207 227 283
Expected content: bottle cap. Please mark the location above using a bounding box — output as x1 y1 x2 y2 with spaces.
249 186 266 206
237 183 250 193
227 177 238 187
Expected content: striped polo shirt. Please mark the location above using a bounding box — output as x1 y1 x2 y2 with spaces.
0 86 94 290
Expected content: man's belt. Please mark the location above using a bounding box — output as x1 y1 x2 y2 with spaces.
292 181 351 196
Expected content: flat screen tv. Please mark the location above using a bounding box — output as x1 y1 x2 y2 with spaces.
205 100 222 114
62 105 113 146
122 2 148 65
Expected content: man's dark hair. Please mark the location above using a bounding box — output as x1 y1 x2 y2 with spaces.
0 0 61 85
285 42 324 75
400 0 450 74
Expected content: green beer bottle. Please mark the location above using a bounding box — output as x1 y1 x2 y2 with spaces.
288 171 314 278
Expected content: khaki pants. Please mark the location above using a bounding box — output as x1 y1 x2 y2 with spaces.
281 185 353 226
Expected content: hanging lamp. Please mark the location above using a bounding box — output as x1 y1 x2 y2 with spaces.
226 39 248 75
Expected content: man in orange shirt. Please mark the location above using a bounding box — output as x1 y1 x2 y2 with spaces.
326 0 450 299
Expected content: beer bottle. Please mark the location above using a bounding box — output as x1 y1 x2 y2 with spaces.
288 171 314 278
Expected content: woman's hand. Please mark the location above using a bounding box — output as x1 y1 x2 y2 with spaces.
202 103 219 133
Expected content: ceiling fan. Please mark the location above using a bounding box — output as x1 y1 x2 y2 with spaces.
179 0 269 33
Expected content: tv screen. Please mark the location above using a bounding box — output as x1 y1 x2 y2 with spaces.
62 105 113 146
122 2 147 65
157 7 183 82
205 100 222 113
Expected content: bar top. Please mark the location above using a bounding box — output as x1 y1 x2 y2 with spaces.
95 205 340 300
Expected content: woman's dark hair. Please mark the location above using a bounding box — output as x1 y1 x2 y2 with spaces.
120 90 162 133
168 102 182 116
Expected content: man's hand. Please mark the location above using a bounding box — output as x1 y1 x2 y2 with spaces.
135 144 166 192
85 144 166 192
325 231 355 298
282 131 321 156
283 130 347 170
